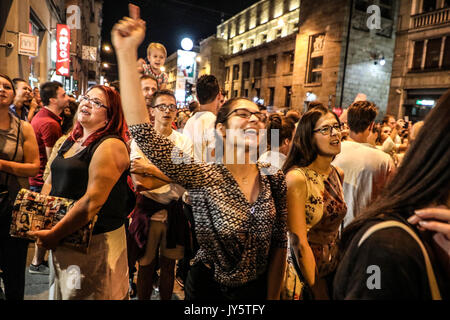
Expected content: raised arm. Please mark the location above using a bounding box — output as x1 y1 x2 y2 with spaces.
111 16 218 190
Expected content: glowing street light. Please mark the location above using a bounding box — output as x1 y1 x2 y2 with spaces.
181 37 193 51
103 62 109 68
196 56 202 62
160 66 166 72
104 45 111 52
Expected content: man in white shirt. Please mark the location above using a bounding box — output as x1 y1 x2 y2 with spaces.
183 74 223 163
129 89 192 300
333 101 395 227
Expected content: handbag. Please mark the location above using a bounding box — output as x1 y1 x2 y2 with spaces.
9 188 98 254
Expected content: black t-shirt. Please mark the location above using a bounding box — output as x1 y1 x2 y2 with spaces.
333 215 449 300
50 135 129 235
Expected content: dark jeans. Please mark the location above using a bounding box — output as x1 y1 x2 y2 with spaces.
0 235 29 300
176 202 198 282
184 262 268 301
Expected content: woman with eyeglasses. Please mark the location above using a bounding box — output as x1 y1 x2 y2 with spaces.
281 104 346 300
29 86 131 300
112 16 287 300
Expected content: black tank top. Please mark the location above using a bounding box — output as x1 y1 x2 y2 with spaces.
50 135 129 234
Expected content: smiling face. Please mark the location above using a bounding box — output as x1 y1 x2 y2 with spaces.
381 126 391 142
220 100 266 151
15 81 32 105
150 94 177 128
148 48 166 72
0 76 15 108
77 88 109 131
313 113 342 157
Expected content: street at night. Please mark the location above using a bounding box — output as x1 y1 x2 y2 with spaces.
0 0 449 309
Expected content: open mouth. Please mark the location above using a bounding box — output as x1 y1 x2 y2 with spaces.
80 108 91 115
244 128 258 136
330 140 340 146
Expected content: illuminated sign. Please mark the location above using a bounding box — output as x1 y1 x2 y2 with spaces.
56 24 70 76
416 99 435 106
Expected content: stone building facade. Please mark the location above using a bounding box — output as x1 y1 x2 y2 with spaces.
200 0 400 116
207 0 301 112
291 0 399 115
387 0 450 121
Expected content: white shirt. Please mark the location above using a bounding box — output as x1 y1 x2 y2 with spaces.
332 140 395 227
182 111 216 163
130 129 193 222
258 150 287 175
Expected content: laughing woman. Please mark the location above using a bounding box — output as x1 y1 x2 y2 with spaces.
281 105 347 300
111 17 287 300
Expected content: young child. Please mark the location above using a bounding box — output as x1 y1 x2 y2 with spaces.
137 42 168 89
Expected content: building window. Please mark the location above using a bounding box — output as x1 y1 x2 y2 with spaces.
254 59 262 77
283 51 295 73
225 67 230 82
268 87 275 106
425 38 442 69
249 38 255 47
422 0 437 12
256 88 261 99
244 89 249 97
240 43 244 51
276 29 282 39
443 37 450 68
243 62 250 79
233 64 240 80
412 41 424 70
306 33 325 84
262 34 268 43
284 86 292 107
267 54 277 75
233 90 238 97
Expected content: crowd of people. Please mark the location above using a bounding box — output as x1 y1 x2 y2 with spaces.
0 12 449 301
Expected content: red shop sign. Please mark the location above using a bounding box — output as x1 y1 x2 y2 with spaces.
56 24 70 76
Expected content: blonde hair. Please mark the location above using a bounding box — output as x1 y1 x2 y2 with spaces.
147 42 167 59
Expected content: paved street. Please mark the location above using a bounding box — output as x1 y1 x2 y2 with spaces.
1 243 184 300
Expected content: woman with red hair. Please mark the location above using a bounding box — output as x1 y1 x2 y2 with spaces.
30 85 131 300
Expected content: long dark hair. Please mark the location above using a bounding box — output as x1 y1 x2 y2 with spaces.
341 89 450 248
282 104 340 173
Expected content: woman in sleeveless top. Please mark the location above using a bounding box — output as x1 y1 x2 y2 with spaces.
0 74 40 300
281 104 347 300
29 85 131 300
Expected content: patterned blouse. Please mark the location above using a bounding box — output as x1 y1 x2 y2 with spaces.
129 123 288 287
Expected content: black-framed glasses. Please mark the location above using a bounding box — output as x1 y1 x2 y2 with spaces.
78 95 108 109
153 103 177 112
226 108 267 122
313 123 342 136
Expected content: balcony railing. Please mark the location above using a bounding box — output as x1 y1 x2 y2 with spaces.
412 7 450 29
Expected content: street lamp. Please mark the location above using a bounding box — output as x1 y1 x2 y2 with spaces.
160 66 166 72
104 45 111 52
103 63 109 68
181 37 193 51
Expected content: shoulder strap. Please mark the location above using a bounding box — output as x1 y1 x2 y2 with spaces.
4 119 21 185
358 220 442 300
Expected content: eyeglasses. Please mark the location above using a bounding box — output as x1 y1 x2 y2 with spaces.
313 123 342 136
153 104 177 112
78 95 108 109
225 108 267 122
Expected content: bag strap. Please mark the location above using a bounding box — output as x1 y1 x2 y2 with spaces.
4 119 21 186
358 220 442 300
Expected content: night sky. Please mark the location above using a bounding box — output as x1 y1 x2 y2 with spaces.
101 0 260 80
